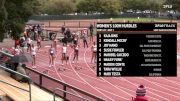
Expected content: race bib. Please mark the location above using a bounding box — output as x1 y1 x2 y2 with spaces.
50 50 54 54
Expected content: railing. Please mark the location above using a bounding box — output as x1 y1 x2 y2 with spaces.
42 20 97 28
0 51 32 100
24 67 105 101
0 51 14 57
29 13 159 21
0 51 105 101
0 65 32 101
53 88 90 101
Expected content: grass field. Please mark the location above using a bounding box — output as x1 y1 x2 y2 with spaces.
103 17 172 22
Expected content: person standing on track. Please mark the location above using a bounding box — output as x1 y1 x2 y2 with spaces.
73 33 78 45
61 44 67 65
19 36 26 53
27 36 32 53
72 44 79 63
91 42 97 63
31 44 36 68
37 35 41 50
61 25 66 35
14 38 20 49
82 28 88 48
89 24 94 42
14 46 22 56
52 32 58 52
49 44 56 67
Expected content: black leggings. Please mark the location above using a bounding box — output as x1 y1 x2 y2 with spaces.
74 40 77 45
83 39 88 48
62 53 66 60
73 50 78 61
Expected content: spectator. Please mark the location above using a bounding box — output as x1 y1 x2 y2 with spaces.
62 37 68 45
132 85 148 101
34 27 39 40
15 64 29 83
13 46 22 56
65 28 71 39
71 32 75 43
49 31 55 40
37 35 41 50
19 36 26 53
63 29 71 45
61 25 66 34
73 34 78 45
14 38 20 48
37 25 42 36
13 63 19 71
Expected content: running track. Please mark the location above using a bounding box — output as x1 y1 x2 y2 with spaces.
25 27 180 100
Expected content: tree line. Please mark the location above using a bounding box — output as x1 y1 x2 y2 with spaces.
39 0 180 15
0 0 179 42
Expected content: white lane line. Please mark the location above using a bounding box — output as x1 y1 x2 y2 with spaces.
95 87 129 100
56 46 84 99
37 49 105 83
122 78 167 101
69 51 112 101
36 52 86 84
160 78 180 87
147 87 179 100
141 78 180 98
152 81 180 92
85 47 167 100
84 49 134 99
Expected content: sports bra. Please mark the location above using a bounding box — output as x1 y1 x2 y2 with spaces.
93 45 97 52
31 48 36 55
62 47 67 53
75 45 79 50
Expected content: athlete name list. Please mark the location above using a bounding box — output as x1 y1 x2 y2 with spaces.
97 23 177 77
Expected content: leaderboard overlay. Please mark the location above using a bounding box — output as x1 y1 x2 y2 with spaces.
97 23 177 77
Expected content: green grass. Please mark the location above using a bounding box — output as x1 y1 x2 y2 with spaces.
103 17 168 22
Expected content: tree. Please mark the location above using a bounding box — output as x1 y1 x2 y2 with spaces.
164 0 180 12
77 0 121 15
39 0 76 15
121 0 149 11
121 0 164 12
0 0 39 42
77 0 101 13
146 0 164 12
101 0 121 15
0 0 7 42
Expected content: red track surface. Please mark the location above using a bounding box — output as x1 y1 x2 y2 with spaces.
25 28 180 101
1 27 180 101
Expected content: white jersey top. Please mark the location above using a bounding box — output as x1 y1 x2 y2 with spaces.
31 47 36 55
83 28 88 35
62 46 67 54
27 38 31 44
75 45 79 50
93 45 97 52
15 48 21 55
